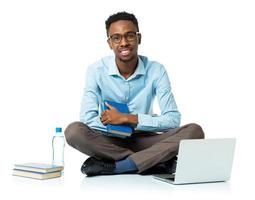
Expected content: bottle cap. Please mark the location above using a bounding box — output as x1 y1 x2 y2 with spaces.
56 127 62 133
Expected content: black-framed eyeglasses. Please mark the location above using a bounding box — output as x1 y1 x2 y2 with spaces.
108 31 140 44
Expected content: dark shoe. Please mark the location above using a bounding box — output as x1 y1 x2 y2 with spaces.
81 157 116 177
140 163 167 175
140 156 177 175
164 156 177 174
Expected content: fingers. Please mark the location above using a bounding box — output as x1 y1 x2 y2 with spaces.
100 104 119 125
100 111 110 125
100 114 109 125
105 102 115 110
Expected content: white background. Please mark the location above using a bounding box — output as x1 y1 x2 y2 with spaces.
0 0 255 199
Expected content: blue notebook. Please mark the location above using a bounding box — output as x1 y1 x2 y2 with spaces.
13 163 64 173
103 100 133 138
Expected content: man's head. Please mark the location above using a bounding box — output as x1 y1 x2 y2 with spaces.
105 12 139 36
105 12 141 64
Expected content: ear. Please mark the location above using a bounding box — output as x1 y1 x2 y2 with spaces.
138 33 142 44
107 39 113 49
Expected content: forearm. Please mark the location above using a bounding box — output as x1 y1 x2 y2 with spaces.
123 113 138 126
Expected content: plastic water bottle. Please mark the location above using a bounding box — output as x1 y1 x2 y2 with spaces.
52 127 65 167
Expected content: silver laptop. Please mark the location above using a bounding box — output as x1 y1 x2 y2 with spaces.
153 138 236 185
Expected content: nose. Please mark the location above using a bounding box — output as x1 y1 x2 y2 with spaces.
119 36 129 47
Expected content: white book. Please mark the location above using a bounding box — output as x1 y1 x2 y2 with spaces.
13 169 61 180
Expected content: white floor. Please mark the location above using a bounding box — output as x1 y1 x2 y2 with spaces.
7 167 252 200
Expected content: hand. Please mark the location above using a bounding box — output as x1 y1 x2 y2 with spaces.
100 102 127 125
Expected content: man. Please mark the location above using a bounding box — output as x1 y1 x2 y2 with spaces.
64 12 204 177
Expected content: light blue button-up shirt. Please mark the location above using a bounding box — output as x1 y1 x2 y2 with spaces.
80 55 181 133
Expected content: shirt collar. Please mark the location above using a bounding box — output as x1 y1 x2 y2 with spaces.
107 56 146 77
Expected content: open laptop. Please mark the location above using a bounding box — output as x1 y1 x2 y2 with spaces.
153 138 236 185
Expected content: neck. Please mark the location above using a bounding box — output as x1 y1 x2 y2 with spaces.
116 56 138 79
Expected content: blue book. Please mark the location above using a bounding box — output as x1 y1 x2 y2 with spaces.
103 100 133 138
13 162 64 173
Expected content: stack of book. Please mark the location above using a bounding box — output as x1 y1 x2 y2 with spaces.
12 163 64 180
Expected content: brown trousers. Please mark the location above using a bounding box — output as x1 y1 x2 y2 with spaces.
64 122 204 173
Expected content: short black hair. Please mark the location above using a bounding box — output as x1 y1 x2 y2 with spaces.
105 11 139 36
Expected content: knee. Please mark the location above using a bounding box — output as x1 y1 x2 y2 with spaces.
64 121 84 146
188 123 205 139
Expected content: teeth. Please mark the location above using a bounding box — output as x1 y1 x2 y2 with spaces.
120 50 130 56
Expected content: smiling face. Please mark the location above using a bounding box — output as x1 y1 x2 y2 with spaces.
107 20 141 65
